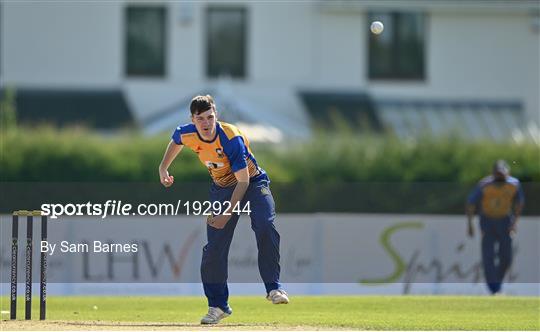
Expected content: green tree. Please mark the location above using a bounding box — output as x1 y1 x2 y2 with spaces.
0 88 17 131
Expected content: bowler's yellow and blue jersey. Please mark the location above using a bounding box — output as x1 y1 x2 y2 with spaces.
172 122 263 187
468 176 524 221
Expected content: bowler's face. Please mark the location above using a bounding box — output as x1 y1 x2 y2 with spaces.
192 107 217 140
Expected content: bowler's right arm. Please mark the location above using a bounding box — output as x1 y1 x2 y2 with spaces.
159 140 183 187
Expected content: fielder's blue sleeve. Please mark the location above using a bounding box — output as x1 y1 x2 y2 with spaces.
171 126 183 145
223 137 248 172
467 185 482 205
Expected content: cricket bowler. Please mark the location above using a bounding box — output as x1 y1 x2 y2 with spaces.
159 95 289 324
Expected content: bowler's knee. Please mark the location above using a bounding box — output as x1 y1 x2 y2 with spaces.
252 219 277 234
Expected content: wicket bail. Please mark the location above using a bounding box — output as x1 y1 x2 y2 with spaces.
10 210 47 321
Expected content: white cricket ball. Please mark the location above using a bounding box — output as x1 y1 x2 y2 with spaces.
370 21 384 35
93 305 98 310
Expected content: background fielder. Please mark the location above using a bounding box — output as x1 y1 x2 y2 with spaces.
466 160 525 295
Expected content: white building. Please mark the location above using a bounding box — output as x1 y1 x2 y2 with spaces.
1 0 539 141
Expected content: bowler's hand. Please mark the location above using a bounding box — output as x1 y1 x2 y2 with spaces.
207 214 230 229
160 169 174 188
467 224 475 238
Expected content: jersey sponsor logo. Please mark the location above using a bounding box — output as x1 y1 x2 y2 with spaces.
205 161 224 169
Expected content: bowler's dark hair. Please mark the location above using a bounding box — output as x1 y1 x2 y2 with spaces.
190 95 215 115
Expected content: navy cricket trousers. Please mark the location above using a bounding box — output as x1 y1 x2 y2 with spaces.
200 176 281 310
479 218 513 294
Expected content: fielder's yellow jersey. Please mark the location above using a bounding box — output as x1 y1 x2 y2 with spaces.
172 122 262 187
467 176 524 220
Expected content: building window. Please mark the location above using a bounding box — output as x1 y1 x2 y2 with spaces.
125 6 166 77
206 7 247 79
368 12 426 80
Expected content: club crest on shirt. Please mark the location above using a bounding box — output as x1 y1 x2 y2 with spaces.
261 187 271 196
215 148 224 158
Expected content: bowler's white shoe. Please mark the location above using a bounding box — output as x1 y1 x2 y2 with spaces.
267 289 289 304
200 307 231 324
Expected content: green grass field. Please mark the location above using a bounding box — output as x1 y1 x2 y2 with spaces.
1 296 539 330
